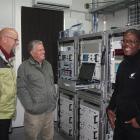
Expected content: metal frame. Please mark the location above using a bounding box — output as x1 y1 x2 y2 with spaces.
58 32 106 140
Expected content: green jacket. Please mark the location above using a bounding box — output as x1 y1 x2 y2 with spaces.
0 50 16 119
17 57 57 114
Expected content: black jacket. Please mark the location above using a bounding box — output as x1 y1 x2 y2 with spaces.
108 51 140 124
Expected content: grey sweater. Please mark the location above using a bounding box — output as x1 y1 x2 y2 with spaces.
17 58 57 114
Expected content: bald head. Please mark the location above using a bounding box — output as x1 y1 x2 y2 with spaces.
0 27 18 40
0 27 18 54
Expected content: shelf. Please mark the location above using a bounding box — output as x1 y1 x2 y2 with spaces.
90 0 137 14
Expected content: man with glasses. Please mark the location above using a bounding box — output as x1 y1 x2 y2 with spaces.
107 28 140 140
0 27 18 140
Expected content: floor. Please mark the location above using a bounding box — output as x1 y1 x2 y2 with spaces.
9 127 66 140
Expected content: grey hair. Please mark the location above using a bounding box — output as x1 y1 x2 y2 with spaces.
27 40 43 54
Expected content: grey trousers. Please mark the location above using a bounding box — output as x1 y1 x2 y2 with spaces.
24 111 54 140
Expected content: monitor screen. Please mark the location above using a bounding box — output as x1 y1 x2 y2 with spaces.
78 63 95 81
82 54 89 62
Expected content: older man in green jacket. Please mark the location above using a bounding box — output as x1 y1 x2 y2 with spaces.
17 40 58 140
0 27 18 140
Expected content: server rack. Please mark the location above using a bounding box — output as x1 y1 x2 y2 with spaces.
57 37 79 140
58 88 76 139
77 90 101 140
57 31 107 140
78 33 107 140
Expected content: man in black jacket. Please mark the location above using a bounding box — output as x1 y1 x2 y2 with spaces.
107 29 140 140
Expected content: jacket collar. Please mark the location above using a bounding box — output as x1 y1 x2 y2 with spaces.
28 57 44 67
124 50 140 61
0 46 14 60
0 49 7 62
0 49 14 67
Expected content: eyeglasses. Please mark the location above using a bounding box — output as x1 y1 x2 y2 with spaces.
6 36 19 42
121 39 140 46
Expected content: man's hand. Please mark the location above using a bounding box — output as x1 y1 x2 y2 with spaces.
107 109 116 129
125 118 140 128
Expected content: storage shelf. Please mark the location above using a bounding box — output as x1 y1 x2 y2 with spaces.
90 0 137 14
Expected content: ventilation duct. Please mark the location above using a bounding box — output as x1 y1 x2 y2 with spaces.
33 0 72 10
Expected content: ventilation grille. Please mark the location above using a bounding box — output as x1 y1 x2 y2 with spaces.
128 1 140 25
33 2 70 11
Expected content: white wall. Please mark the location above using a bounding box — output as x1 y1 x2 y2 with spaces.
64 0 92 34
97 9 128 32
0 0 14 28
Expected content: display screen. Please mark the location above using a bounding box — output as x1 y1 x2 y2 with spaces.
82 54 89 61
78 63 95 81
